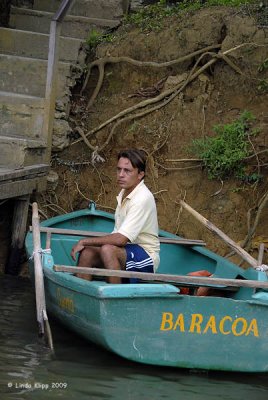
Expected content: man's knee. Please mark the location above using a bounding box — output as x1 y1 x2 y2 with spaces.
100 245 127 271
78 246 100 266
100 244 116 258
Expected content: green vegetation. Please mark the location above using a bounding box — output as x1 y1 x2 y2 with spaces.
123 1 179 32
192 111 261 181
86 29 116 49
258 58 268 73
124 0 257 32
257 79 268 93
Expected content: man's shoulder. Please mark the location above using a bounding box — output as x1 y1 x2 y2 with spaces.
131 182 155 205
135 181 153 196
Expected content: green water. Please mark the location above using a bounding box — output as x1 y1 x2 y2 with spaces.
0 275 268 400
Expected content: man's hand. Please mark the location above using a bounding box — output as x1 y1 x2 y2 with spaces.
71 242 85 261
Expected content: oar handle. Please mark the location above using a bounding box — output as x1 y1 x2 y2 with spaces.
180 200 259 269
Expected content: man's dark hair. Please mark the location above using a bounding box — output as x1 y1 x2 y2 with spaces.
118 149 147 176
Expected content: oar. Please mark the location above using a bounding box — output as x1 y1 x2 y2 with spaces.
53 265 268 290
180 200 267 270
32 202 54 352
33 226 206 246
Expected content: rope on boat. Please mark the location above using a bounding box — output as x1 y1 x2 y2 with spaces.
29 248 51 260
256 264 268 272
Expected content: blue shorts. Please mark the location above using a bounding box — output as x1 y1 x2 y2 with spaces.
125 244 154 284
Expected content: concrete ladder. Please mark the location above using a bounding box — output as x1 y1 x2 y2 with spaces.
0 0 126 200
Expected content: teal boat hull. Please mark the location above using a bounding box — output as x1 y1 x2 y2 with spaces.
25 204 268 372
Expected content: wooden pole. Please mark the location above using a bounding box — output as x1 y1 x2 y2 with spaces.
54 265 268 290
180 200 260 269
258 243 265 266
32 226 206 246
32 202 54 351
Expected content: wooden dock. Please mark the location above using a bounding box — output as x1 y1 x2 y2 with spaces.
0 165 49 200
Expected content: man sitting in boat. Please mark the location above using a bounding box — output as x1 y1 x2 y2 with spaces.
71 149 160 283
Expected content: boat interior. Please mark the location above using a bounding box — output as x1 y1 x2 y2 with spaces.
27 207 268 301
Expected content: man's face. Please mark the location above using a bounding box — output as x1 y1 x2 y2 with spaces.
116 157 144 194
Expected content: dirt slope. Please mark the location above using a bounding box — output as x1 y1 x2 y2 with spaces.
41 5 268 267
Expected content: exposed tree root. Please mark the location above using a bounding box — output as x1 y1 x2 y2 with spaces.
81 44 222 108
72 43 260 156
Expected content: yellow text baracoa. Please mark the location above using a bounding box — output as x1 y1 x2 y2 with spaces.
160 312 259 337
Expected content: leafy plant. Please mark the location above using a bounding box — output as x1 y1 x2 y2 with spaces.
257 79 268 93
192 111 258 180
123 0 257 32
86 29 115 49
123 1 178 32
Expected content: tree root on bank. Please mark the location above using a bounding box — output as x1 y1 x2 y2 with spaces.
72 42 262 157
80 44 222 109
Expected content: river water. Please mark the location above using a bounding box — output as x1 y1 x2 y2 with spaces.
1 275 268 400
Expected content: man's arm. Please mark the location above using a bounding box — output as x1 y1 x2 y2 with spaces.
71 233 128 261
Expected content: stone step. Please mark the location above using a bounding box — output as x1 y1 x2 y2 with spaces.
0 54 72 98
0 27 83 62
0 91 44 139
0 136 47 169
10 7 120 40
32 0 126 20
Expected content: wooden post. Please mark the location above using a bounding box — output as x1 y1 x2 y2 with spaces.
5 195 30 275
258 243 265 266
32 202 54 351
180 200 260 269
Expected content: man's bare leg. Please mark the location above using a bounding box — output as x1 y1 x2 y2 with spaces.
99 244 127 283
76 246 103 281
76 244 127 283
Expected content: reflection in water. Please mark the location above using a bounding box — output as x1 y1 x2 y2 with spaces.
0 275 268 400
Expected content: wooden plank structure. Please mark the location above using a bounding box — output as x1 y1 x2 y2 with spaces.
0 165 49 200
2 164 49 274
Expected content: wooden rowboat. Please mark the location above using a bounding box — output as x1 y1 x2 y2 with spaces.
25 202 268 372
